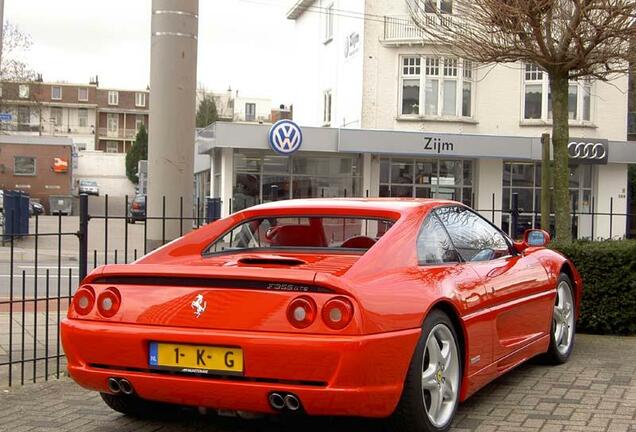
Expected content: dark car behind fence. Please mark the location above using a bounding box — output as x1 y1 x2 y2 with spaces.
0 192 633 387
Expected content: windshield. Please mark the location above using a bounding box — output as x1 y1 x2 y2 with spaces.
204 216 395 255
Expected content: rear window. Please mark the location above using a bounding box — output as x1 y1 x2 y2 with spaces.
204 216 395 255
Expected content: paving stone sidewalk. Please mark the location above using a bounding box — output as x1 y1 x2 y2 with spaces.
0 334 635 432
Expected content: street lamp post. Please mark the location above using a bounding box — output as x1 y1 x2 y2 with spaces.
147 0 199 249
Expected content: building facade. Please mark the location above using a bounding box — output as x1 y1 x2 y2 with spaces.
0 135 73 212
95 87 149 153
0 80 98 151
197 0 635 239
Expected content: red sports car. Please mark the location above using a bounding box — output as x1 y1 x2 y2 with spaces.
62 199 581 432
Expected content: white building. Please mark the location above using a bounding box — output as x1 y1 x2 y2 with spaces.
197 0 636 239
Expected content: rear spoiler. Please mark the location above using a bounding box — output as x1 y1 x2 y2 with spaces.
83 264 358 297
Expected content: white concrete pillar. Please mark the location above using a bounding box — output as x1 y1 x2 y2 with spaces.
475 159 503 227
220 147 234 217
593 163 628 239
147 0 198 245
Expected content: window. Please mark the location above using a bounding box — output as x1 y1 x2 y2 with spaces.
323 90 332 125
135 92 146 107
108 91 119 106
78 108 88 127
107 113 119 133
51 86 62 100
19 85 29 99
502 161 593 238
51 107 63 126
425 0 453 13
78 87 89 101
380 157 474 206
135 115 144 131
417 213 460 265
106 141 119 153
324 3 334 42
17 107 30 124
400 56 474 118
245 103 256 122
14 156 36 176
523 63 593 122
205 216 395 254
435 206 510 262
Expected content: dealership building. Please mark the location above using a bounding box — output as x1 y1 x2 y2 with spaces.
196 0 636 239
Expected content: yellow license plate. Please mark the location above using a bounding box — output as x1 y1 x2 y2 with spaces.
149 342 244 375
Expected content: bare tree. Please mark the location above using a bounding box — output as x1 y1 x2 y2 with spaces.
408 0 636 243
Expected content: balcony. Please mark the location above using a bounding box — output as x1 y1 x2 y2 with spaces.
382 14 463 45
97 128 138 140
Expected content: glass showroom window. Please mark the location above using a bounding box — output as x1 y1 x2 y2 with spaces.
400 56 474 119
232 151 361 212
502 161 593 237
379 157 473 206
524 63 592 122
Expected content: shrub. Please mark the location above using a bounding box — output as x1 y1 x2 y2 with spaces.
551 240 636 335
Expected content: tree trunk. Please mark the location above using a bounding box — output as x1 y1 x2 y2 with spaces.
549 73 572 243
540 133 552 231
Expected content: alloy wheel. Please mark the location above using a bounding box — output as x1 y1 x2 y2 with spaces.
421 323 460 428
553 281 574 355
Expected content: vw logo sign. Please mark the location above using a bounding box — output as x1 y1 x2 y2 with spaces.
268 120 303 155
568 141 607 161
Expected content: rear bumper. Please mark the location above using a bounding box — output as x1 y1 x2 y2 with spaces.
61 319 419 417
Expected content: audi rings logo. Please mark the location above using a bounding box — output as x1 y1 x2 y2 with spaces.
568 141 608 162
268 120 303 155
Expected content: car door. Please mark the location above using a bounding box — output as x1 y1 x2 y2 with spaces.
435 206 552 363
416 211 492 376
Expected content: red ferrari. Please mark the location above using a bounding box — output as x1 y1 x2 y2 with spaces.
61 199 582 432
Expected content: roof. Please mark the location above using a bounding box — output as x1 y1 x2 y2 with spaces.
242 198 459 215
0 135 73 146
287 0 315 19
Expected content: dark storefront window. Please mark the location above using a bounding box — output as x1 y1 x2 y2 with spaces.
379 157 473 206
502 161 593 238
232 151 362 212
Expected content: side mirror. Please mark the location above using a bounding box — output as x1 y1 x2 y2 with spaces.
514 229 551 253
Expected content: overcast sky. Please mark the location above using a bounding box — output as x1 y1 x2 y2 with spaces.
4 0 296 105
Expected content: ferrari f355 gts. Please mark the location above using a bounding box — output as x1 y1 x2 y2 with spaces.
62 199 581 432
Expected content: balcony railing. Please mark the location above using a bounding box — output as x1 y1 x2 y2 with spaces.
383 14 463 44
97 128 138 139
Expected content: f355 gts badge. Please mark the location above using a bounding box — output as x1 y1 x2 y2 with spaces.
191 294 207 318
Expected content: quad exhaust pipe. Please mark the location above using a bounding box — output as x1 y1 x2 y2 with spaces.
268 392 301 412
107 377 134 395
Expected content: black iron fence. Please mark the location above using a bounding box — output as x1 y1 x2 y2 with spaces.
0 192 633 387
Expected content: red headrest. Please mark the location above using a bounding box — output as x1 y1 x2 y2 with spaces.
267 225 327 248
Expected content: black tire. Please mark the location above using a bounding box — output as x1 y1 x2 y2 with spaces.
391 309 462 432
100 392 182 419
540 273 576 364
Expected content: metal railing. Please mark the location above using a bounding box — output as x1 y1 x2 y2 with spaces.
97 128 138 140
383 14 464 43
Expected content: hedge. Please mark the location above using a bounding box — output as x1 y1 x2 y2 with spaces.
551 240 636 335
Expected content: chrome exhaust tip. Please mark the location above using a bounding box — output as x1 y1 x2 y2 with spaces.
284 394 300 411
268 393 285 410
107 377 121 394
119 379 134 395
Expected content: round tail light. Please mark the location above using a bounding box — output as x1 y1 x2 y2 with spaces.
322 297 354 330
287 296 317 329
97 287 121 318
73 286 95 315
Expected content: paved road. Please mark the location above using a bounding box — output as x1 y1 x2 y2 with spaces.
1 334 635 432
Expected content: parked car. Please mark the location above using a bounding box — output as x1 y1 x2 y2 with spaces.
29 200 45 217
127 194 146 223
62 199 582 431
79 180 100 196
